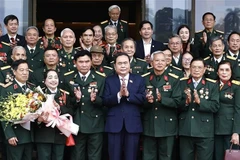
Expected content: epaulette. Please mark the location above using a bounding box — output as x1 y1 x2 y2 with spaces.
120 20 128 23
215 30 224 34
75 46 81 50
172 65 182 71
110 61 114 64
195 30 203 33
59 88 69 95
64 70 74 76
232 80 240 85
103 66 113 70
180 77 188 81
136 58 146 62
27 81 36 86
29 69 33 72
57 37 61 39
206 78 216 83
100 20 108 24
38 37 42 40
141 72 150 77
1 41 10 46
95 71 106 77
147 66 153 70
1 65 11 70
168 73 179 79
204 56 210 61
226 55 236 60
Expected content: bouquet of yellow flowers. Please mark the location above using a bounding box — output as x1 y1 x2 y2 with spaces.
0 86 47 126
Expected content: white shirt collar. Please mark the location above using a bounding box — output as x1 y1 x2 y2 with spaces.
192 77 202 84
48 88 57 94
142 39 152 45
15 78 26 88
118 73 130 81
79 70 91 81
228 50 239 57
213 55 223 63
111 20 119 25
27 45 36 51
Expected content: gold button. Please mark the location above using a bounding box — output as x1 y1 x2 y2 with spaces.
155 116 157 119
82 103 84 105
192 108 195 111
82 87 85 89
155 108 158 110
191 116 194 119
206 119 209 122
81 111 84 113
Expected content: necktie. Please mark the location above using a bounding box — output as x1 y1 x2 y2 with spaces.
194 82 198 88
219 83 223 90
121 78 126 87
10 37 15 43
215 60 218 65
114 22 117 26
110 46 115 55
233 55 237 58
82 76 86 82
22 85 27 91
30 49 34 54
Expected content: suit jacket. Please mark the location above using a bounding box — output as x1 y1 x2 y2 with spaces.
135 39 166 59
0 34 26 47
103 73 145 133
215 80 240 135
142 71 181 137
0 80 34 144
179 77 219 138
171 54 183 69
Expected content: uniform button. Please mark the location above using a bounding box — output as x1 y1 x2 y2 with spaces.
82 87 85 89
82 95 84 98
155 108 158 110
191 116 194 119
206 119 209 122
68 62 70 64
96 115 98 118
81 111 84 113
232 118 234 120
137 71 139 73
82 103 84 105
14 126 17 129
170 118 172 121
31 58 33 60
155 116 157 119
192 108 195 111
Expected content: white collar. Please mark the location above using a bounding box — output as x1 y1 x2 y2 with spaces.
213 55 223 63
192 78 202 84
142 39 152 45
15 78 26 88
79 70 91 80
118 73 130 81
228 50 239 57
27 45 36 51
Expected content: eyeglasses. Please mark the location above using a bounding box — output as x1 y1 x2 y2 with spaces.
182 58 192 62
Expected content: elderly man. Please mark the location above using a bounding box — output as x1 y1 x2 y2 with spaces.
101 5 128 44
58 28 77 72
168 34 183 69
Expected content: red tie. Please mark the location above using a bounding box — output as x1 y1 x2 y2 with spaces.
10 37 15 42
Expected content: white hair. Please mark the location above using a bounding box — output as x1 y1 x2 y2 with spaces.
25 26 39 35
108 5 121 12
12 46 26 55
150 50 164 60
104 25 117 34
60 28 75 37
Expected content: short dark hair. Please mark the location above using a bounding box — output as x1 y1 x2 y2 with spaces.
4 14 18 25
42 18 56 28
74 50 92 61
139 20 153 31
113 52 130 64
190 58 206 67
43 69 58 80
177 24 191 42
81 27 95 37
227 31 240 42
44 47 58 55
202 12 216 21
11 59 28 71
217 60 233 80
209 36 224 46
121 38 136 50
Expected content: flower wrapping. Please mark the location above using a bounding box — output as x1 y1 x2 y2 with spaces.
41 94 79 137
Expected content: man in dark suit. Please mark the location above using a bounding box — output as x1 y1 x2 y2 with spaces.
101 5 128 44
103 52 146 160
226 31 240 59
0 15 26 47
135 20 165 64
1 59 34 160
168 34 183 69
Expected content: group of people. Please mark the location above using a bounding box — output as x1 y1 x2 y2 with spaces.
0 4 240 160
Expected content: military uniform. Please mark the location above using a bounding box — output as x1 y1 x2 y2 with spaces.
58 48 78 72
193 29 224 58
204 55 238 80
0 41 12 67
64 70 105 160
29 66 65 89
35 88 72 160
101 19 128 44
142 71 181 160
37 36 62 50
25 45 45 70
214 80 240 160
147 64 183 78
0 80 35 160
103 43 121 65
179 77 219 160
91 65 113 77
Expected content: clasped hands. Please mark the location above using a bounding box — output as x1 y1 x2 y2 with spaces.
74 87 97 102
146 88 161 103
185 89 200 105
119 82 129 98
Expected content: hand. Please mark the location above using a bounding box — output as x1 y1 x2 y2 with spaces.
53 100 60 110
90 88 97 102
79 38 87 50
38 112 49 123
202 32 207 44
120 82 129 97
184 88 191 104
156 88 161 102
8 137 18 146
42 36 48 49
145 54 151 64
193 89 200 104
231 133 239 145
74 87 82 101
146 94 154 103
10 41 17 49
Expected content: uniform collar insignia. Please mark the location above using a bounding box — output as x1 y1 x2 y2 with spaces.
149 74 154 81
187 79 192 84
201 79 205 85
164 75 168 81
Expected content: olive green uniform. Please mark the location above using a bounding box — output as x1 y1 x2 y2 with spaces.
24 45 45 70
91 65 113 77
58 48 78 72
64 70 105 160
179 77 219 160
0 41 12 66
214 80 240 160
142 71 181 160
193 29 224 58
37 36 62 50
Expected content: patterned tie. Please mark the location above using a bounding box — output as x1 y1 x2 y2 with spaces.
82 76 86 82
121 78 126 87
10 37 15 43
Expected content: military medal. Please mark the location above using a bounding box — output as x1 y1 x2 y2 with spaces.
199 88 204 94
146 85 153 96
69 81 74 85
62 63 66 67
205 96 209 99
88 88 92 93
